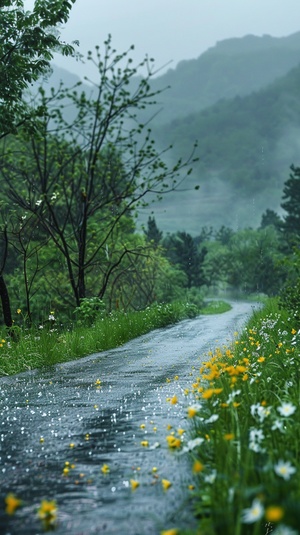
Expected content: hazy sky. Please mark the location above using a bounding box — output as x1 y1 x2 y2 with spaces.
47 0 300 79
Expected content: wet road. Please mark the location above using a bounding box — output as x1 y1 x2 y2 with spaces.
0 301 257 535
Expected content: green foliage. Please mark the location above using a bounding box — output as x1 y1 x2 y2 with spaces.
74 297 106 326
163 231 207 288
0 0 77 136
0 36 197 320
0 300 200 376
281 165 300 245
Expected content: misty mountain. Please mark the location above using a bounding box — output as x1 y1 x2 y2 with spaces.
41 32 300 233
144 32 300 126
147 63 300 234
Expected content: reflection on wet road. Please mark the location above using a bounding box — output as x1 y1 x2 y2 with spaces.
0 301 257 534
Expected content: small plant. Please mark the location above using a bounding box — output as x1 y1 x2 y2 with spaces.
74 297 106 326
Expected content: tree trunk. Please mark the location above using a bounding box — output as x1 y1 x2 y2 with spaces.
0 274 13 327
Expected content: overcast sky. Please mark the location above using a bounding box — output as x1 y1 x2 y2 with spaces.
47 0 300 79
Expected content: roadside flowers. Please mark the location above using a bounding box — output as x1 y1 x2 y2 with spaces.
37 500 57 528
162 478 172 490
130 479 140 490
5 493 22 515
192 460 204 473
166 435 181 449
277 402 296 417
265 505 284 522
241 498 264 523
274 460 296 480
101 464 110 474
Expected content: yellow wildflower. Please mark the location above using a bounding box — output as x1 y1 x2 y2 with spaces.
17 308 21 314
140 440 149 447
37 500 57 526
160 529 179 535
192 460 204 473
187 406 198 418
265 505 284 522
166 435 181 449
224 433 235 441
130 479 140 490
101 464 110 474
5 493 22 515
162 478 172 490
170 395 178 405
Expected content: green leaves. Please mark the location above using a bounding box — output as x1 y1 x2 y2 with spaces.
0 0 76 137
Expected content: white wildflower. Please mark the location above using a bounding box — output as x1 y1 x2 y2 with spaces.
241 498 264 524
180 437 205 454
227 389 241 404
204 469 217 484
271 419 285 432
277 402 296 417
204 414 219 424
274 460 296 481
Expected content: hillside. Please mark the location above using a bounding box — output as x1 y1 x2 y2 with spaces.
144 64 300 234
40 32 300 234
144 32 300 126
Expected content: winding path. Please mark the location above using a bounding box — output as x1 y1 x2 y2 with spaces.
0 301 257 534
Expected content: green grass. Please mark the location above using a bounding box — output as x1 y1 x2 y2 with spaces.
0 300 230 377
199 300 232 315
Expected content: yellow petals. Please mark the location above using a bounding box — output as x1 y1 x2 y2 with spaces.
265 505 284 522
37 500 57 525
140 423 146 429
169 395 178 405
130 479 140 490
161 478 172 490
152 466 158 473
166 435 181 449
101 464 110 474
63 467 70 476
291 328 297 335
5 493 22 515
187 406 198 418
140 440 149 447
257 356 265 363
192 460 204 473
177 428 185 436
17 308 21 314
224 433 235 441
39 437 44 443
69 443 75 448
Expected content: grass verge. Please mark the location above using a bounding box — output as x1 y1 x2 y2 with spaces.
170 297 300 535
0 300 230 378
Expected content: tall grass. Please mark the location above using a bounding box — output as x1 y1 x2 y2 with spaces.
173 298 300 535
0 301 204 377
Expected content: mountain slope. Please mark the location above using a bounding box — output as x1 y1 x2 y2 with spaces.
146 32 300 125
143 64 300 234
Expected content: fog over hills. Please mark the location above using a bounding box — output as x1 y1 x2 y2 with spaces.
44 32 300 234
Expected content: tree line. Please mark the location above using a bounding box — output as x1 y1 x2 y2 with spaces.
1 1 300 329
